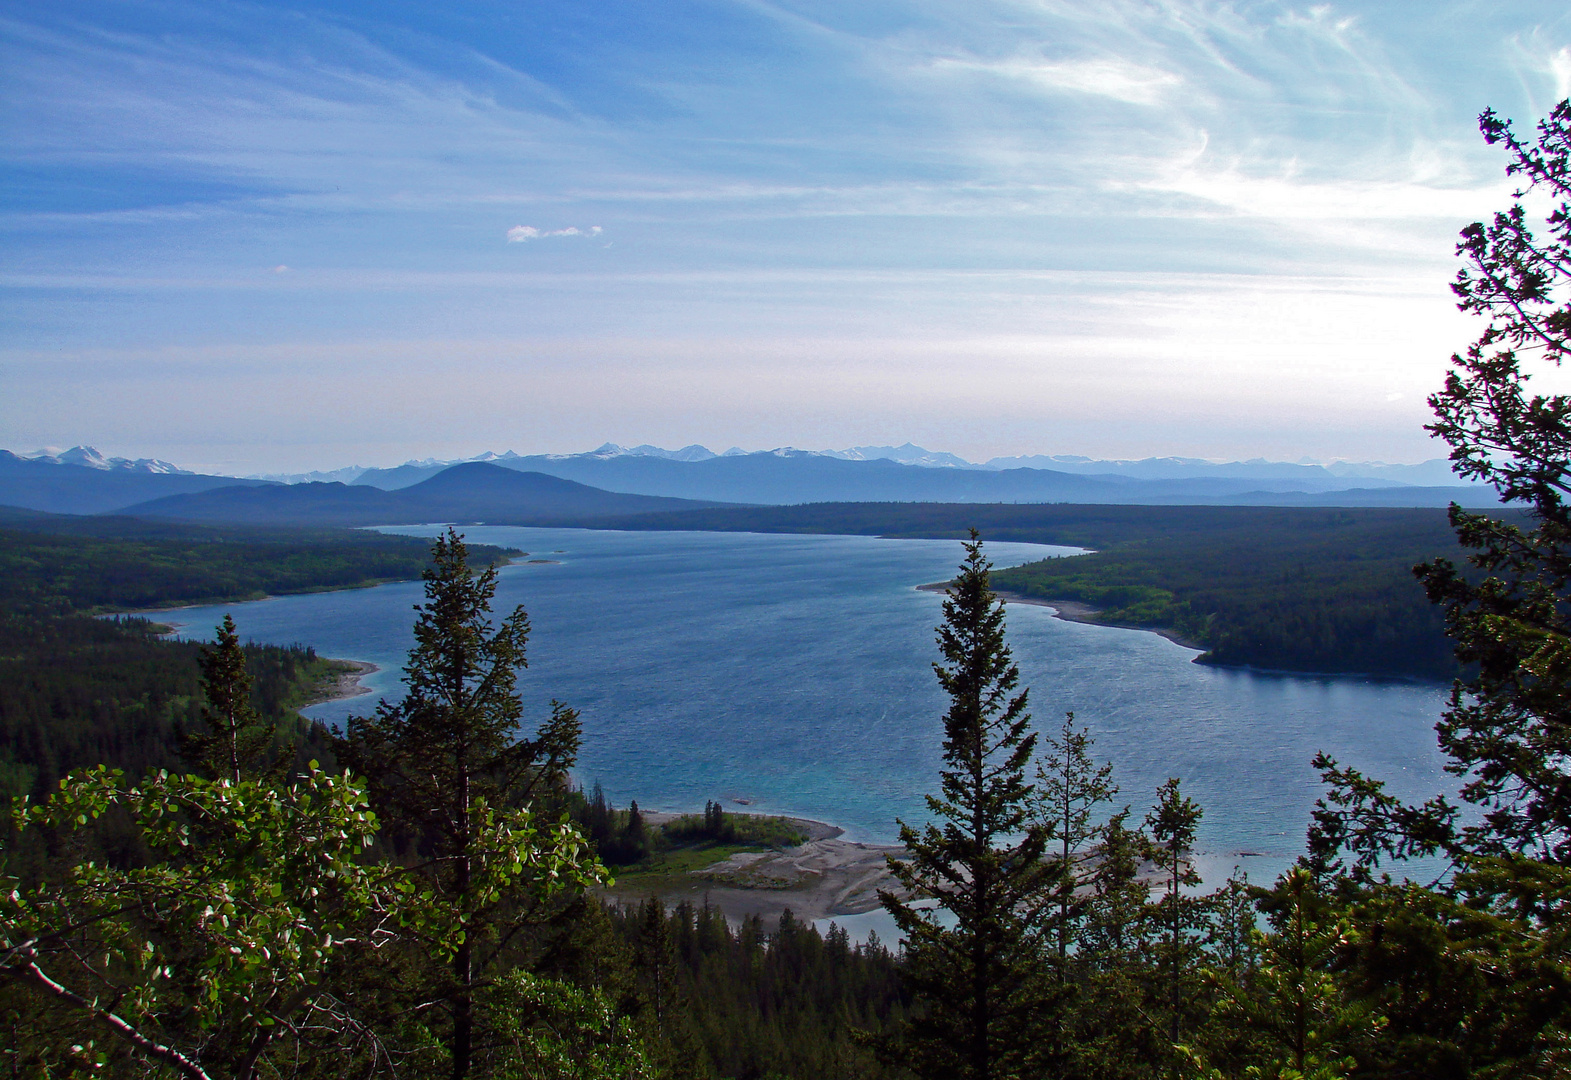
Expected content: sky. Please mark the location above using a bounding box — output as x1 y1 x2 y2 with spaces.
3 1 1570 474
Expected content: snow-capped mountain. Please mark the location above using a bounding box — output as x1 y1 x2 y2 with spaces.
25 446 191 474
573 443 719 462
249 466 369 485
821 443 977 468
16 441 1476 492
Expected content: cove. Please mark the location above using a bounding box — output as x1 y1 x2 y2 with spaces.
152 526 1455 886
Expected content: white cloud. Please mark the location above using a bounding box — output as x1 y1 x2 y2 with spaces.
506 224 603 242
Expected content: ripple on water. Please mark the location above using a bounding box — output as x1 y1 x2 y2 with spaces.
153 527 1454 886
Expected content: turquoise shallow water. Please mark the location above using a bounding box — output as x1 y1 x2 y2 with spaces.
152 526 1455 887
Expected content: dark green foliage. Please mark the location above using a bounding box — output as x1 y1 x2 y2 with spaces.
1034 712 1118 963
0 515 519 616
0 613 337 803
1062 809 1166 1080
1407 110 1571 855
607 899 911 1080
1306 101 1571 1079
576 787 809 868
182 614 281 782
581 784 654 864
1144 778 1207 1072
661 802 808 848
339 528 586 1080
881 531 1052 1080
991 510 1468 678
1311 102 1571 868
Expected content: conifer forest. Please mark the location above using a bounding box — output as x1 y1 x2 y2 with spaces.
7 101 1571 1080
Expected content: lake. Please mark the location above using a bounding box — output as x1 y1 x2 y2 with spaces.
153 526 1455 888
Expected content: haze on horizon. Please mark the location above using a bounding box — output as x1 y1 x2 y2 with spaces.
4 1 1570 476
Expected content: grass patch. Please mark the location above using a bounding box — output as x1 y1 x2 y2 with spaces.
611 841 777 879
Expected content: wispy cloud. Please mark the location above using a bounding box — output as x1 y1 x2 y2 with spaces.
931 56 1182 106
3 0 1570 466
506 224 603 242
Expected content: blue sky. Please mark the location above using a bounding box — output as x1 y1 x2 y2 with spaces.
3 1 1569 473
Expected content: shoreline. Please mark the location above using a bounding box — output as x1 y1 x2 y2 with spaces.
601 810 1187 927
602 812 915 925
307 659 379 705
916 582 1208 653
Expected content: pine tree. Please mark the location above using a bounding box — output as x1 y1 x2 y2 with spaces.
880 530 1052 1080
632 897 679 1043
340 529 591 1080
1201 868 1365 1079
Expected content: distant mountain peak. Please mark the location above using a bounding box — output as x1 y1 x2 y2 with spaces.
23 445 191 474
570 442 718 461
826 443 977 469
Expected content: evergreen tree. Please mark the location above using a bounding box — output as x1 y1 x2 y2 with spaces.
1306 101 1571 1077
1063 809 1163 1080
1028 712 1120 1074
880 530 1052 1080
1311 100 1571 872
340 529 595 1080
1199 868 1365 1079
1034 711 1118 962
1145 777 1206 1076
181 615 279 783
632 897 680 1045
625 799 647 856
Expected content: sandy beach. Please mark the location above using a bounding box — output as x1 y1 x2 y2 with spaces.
602 810 1179 928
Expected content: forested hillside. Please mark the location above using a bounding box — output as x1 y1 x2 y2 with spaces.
0 513 520 801
989 515 1464 677
0 615 340 802
2 528 914 1079
0 508 518 613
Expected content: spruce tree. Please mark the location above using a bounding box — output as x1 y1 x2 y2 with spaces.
181 614 279 783
1145 778 1206 1077
340 529 588 1080
880 530 1052 1080
1034 711 1118 962
1071 810 1165 1080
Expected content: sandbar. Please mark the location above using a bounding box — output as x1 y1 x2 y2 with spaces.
307 659 379 705
602 813 915 925
917 582 1206 653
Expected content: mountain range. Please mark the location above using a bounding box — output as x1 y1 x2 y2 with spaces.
248 442 1476 491
0 442 1501 522
0 450 272 515
118 463 724 527
21 446 192 474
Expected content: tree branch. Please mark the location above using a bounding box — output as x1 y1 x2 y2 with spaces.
9 947 215 1080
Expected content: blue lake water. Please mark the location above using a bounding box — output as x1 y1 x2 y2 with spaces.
152 527 1455 887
